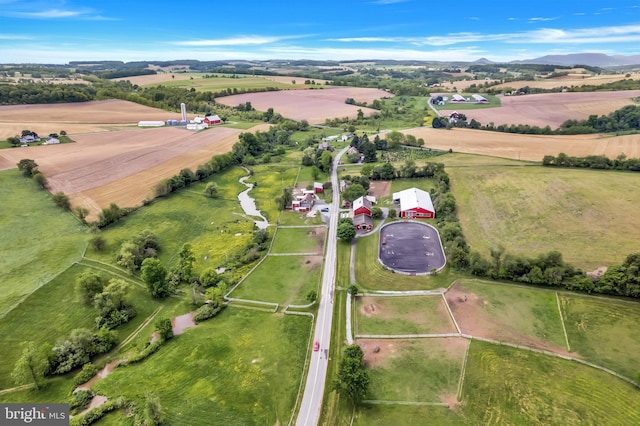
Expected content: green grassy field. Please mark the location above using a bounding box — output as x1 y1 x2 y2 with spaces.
270 227 326 254
361 337 467 402
0 169 87 318
149 74 296 91
0 263 163 388
229 255 322 305
246 163 299 223
351 405 463 426
449 165 640 269
87 167 255 276
560 295 640 378
93 307 311 426
451 281 567 349
461 340 640 425
355 296 456 335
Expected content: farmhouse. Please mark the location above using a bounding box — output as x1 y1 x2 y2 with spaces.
19 134 41 144
291 189 315 212
393 187 435 219
352 196 372 216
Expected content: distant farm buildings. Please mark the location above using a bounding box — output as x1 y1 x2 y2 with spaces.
431 93 488 105
393 188 435 219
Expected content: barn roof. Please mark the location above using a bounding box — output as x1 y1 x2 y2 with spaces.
352 195 372 212
392 188 434 213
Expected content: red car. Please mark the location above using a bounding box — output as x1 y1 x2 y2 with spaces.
313 341 320 351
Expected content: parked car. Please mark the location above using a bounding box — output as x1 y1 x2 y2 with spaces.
320 207 329 213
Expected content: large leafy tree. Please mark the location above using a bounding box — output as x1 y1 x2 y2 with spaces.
341 184 367 203
337 222 356 241
335 344 370 404
141 258 170 298
11 341 47 390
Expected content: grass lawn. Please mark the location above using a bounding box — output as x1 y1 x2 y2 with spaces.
461 340 640 425
449 281 567 349
355 296 456 335
360 338 467 403
354 233 458 291
93 308 311 426
0 169 87 318
0 263 163 387
229 255 322 305
270 227 326 254
156 75 296 91
559 295 640 378
86 167 255 276
246 163 299 223
351 404 463 426
449 165 640 269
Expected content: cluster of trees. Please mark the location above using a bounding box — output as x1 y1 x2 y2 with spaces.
16 159 48 189
542 152 640 171
558 105 640 134
595 253 640 298
301 147 333 173
116 230 160 273
76 272 136 329
0 83 97 104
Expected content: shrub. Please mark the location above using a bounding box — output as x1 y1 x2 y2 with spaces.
193 303 224 322
73 363 98 387
69 389 95 414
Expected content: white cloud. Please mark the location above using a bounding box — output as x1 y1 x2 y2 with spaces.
170 35 302 47
529 17 558 23
514 24 640 44
370 0 411 4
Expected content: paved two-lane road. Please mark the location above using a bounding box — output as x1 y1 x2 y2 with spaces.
296 147 347 426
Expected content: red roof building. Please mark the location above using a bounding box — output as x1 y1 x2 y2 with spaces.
393 188 435 219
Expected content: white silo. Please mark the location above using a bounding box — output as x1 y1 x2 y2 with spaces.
180 103 187 122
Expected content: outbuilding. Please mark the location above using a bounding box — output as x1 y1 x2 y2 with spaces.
204 115 222 126
353 214 373 231
352 196 372 217
393 187 435 219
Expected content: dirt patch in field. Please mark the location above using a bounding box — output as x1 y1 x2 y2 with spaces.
440 393 462 409
401 127 640 162
439 90 640 129
357 338 404 368
311 226 326 248
586 266 608 280
216 87 391 123
368 180 391 199
445 283 572 357
302 255 323 270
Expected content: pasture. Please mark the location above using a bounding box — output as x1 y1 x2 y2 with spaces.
446 281 568 352
359 338 467 403
447 165 640 269
559 295 640 379
461 340 640 425
0 262 162 388
93 308 311 426
0 169 86 318
86 167 256 276
270 226 326 254
244 163 299 223
355 295 456 336
229 255 323 305
150 75 295 92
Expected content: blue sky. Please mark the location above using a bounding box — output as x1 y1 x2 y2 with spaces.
0 0 639 63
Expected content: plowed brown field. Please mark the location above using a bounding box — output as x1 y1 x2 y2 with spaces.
0 124 269 219
440 90 640 128
0 99 177 138
215 87 390 123
401 127 640 161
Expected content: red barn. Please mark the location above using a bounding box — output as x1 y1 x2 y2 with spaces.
393 188 435 219
352 196 372 217
204 115 222 126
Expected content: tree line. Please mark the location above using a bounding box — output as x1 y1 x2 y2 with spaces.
542 152 640 171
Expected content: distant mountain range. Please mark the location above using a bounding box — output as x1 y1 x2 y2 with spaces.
508 53 640 67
